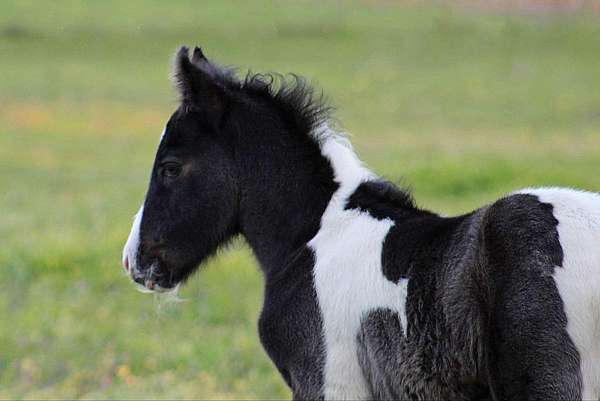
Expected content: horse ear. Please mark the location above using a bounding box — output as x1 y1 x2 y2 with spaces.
191 46 206 64
173 46 227 123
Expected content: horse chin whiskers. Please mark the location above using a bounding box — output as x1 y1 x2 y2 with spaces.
154 282 185 300
132 275 181 296
133 281 155 294
150 284 187 316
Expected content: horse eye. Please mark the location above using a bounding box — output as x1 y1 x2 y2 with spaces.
161 162 182 178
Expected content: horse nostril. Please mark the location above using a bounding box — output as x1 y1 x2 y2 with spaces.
124 255 130 272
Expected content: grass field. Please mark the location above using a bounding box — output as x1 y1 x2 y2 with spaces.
1 1 600 398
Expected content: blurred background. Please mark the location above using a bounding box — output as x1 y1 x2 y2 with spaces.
1 0 600 398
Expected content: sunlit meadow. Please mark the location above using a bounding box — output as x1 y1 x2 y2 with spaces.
1 1 600 398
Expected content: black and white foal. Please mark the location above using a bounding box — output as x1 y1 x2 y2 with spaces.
123 46 600 400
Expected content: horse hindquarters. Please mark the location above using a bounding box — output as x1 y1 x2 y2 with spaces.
517 188 600 400
484 190 600 400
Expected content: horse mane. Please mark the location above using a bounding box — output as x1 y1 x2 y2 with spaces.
172 47 335 144
190 62 334 144
240 72 333 142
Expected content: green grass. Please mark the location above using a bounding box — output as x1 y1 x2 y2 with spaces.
1 1 600 398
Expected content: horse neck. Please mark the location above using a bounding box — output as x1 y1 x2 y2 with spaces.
237 124 374 276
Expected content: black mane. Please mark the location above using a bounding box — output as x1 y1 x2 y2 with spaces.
240 73 332 143
174 50 332 144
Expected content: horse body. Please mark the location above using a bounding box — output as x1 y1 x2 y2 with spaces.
123 46 600 400
261 129 599 400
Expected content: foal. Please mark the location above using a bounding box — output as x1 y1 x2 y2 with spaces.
123 46 600 400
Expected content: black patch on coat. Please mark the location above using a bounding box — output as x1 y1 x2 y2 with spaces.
345 180 417 220
357 308 408 400
358 308 491 401
483 194 581 401
259 246 325 400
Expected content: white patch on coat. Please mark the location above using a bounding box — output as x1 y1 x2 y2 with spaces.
309 129 410 400
517 187 600 400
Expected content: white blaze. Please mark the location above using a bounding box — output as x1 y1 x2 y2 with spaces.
122 127 166 280
122 205 144 275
